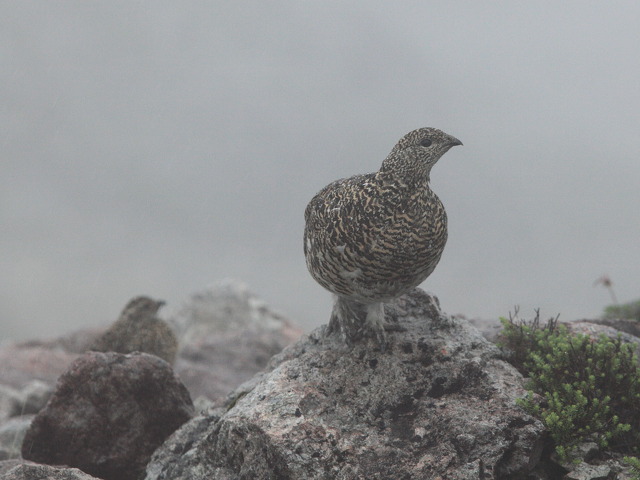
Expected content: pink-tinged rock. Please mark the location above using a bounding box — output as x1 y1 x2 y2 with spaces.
170 281 303 403
0 462 101 479
146 289 545 480
0 345 79 390
568 320 640 346
21 352 193 480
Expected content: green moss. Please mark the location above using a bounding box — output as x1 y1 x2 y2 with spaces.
499 310 640 460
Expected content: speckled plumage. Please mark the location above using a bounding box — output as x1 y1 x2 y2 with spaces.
90 296 178 364
304 127 462 346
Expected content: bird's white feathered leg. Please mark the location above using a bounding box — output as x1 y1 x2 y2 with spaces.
365 302 386 347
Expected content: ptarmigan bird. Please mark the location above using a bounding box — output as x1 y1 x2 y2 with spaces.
304 127 462 346
90 296 179 364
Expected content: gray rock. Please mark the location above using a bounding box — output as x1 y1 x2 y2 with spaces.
22 352 194 480
144 413 223 480
568 320 640 344
590 317 640 338
192 395 215 415
16 328 103 355
567 320 640 356
0 463 101 479
0 416 33 460
0 388 20 423
0 343 78 390
15 381 52 416
171 280 303 402
466 316 504 342
146 289 545 480
563 462 611 480
0 281 302 410
0 461 26 477
1 381 51 421
553 441 600 468
170 279 301 339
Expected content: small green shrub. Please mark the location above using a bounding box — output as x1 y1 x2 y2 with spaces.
624 456 640 479
603 298 640 321
499 309 640 460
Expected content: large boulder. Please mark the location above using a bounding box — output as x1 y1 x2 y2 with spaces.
22 352 194 480
146 289 545 480
170 280 303 403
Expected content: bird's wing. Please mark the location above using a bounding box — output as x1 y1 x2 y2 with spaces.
305 175 374 232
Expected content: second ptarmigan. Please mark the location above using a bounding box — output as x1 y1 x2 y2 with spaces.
304 127 462 347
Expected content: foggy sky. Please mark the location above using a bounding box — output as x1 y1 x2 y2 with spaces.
2 1 639 340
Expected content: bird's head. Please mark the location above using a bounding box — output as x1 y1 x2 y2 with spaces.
379 127 462 185
120 296 166 320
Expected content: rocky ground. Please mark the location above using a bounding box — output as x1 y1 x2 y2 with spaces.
1 280 638 479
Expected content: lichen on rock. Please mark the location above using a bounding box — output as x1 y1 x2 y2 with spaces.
146 288 545 480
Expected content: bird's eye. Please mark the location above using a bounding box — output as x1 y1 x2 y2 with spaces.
419 138 432 147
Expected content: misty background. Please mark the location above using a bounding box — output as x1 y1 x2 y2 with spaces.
2 2 639 341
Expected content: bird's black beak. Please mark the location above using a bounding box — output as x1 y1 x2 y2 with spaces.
447 136 463 147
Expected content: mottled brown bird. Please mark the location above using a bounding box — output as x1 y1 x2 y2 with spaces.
304 127 462 346
90 296 178 364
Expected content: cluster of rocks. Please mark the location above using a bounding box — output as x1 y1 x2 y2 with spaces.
0 280 301 479
1 281 639 479
21 352 193 480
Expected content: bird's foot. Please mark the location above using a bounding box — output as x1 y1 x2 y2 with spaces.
365 302 406 351
329 297 405 350
382 303 407 332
